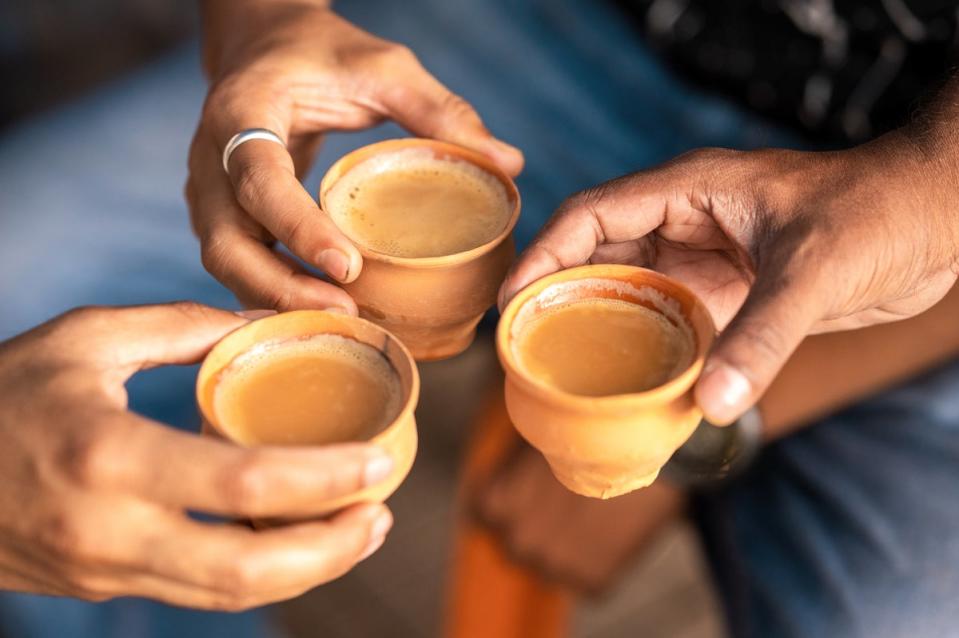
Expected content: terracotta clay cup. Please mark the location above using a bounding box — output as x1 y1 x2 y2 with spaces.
496 265 716 499
196 310 419 519
319 138 521 361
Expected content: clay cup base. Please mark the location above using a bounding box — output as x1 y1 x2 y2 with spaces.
364 312 483 361
196 310 420 523
547 460 661 499
496 265 716 500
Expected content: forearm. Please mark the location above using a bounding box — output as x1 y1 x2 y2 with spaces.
755 77 959 440
905 74 959 255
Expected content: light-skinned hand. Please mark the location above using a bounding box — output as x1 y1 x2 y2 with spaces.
187 1 523 313
0 302 395 610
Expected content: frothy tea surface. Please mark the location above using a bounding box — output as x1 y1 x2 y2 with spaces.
514 298 694 397
325 148 512 258
213 334 402 446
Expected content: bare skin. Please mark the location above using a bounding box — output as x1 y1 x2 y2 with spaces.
480 281 959 592
486 83 959 590
179 0 959 598
187 0 523 313
475 445 685 594
0 302 396 610
500 111 959 425
187 3 959 427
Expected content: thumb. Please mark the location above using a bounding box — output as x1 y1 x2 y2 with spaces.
376 64 524 176
695 271 820 425
97 302 259 372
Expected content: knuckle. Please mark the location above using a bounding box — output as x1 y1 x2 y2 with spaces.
231 558 261 591
262 274 298 312
199 229 234 278
212 556 265 605
684 146 740 166
234 163 270 210
204 75 288 138
59 305 111 330
40 511 98 561
202 80 240 125
167 300 214 322
186 129 207 179
377 82 413 109
560 186 609 236
202 85 226 119
556 191 584 215
578 182 610 214
310 465 338 498
440 92 475 119
64 572 114 601
214 593 258 613
61 428 117 488
382 42 418 66
167 300 227 335
563 183 605 212
218 453 269 513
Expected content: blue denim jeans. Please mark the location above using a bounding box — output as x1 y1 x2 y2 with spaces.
1 0 957 636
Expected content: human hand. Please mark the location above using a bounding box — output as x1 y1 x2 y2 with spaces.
474 445 686 593
187 1 523 313
0 302 395 609
500 133 959 424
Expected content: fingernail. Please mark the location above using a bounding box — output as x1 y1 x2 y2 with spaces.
358 510 393 562
359 531 386 562
370 509 393 538
502 142 523 159
490 140 524 173
319 249 351 282
236 309 278 320
324 306 351 315
697 362 752 426
363 455 394 486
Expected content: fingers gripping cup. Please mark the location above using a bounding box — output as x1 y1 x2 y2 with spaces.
496 265 715 499
320 138 521 361
196 311 419 518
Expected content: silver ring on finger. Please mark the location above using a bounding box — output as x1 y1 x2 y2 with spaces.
222 128 286 174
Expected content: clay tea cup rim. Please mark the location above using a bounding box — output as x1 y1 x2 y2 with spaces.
496 264 716 414
196 309 420 447
318 138 521 270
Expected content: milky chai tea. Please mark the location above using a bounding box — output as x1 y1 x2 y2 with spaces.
325 147 512 258
513 296 695 397
213 334 402 446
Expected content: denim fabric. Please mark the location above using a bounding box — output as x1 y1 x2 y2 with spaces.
1 0 956 636
696 360 959 638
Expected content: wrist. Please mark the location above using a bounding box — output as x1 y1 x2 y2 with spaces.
849 127 959 274
898 81 959 265
200 0 334 78
660 408 764 487
898 127 959 270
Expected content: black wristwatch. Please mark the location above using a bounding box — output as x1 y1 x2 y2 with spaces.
660 408 764 487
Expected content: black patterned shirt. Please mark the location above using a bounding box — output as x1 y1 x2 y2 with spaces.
614 0 959 144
